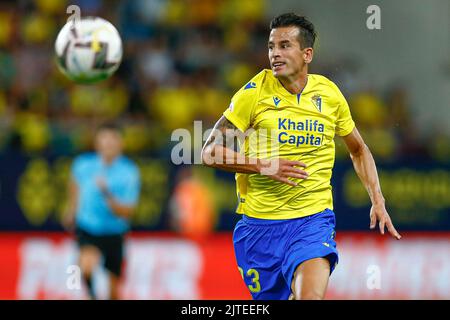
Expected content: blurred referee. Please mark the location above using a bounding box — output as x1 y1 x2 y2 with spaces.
63 123 141 300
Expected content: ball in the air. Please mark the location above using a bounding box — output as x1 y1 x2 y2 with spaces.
55 16 123 84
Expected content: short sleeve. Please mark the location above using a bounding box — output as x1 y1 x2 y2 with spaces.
116 166 141 206
333 84 355 137
223 81 259 132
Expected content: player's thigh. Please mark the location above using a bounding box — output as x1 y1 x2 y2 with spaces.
233 220 290 300
291 257 330 300
236 261 290 300
101 234 124 276
79 245 101 273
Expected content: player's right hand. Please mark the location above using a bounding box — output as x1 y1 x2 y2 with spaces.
259 158 308 186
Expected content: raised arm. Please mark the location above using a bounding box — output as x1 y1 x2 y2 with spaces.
96 177 137 219
201 115 308 186
342 127 401 240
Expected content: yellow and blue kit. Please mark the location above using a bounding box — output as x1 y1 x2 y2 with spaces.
224 69 355 299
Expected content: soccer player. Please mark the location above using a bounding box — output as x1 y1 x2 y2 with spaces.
63 123 141 300
201 13 401 300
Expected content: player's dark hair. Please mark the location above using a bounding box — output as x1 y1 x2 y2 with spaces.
96 122 122 135
270 13 316 49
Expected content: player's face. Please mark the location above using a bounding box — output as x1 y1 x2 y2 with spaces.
268 26 310 79
95 129 123 160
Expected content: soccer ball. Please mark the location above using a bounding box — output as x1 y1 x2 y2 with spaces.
55 16 123 84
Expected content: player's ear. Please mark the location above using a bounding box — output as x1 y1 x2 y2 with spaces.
303 48 314 64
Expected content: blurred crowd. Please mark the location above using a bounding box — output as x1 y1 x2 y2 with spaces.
0 0 448 164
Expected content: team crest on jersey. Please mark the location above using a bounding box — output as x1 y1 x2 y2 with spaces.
273 96 281 107
311 94 322 112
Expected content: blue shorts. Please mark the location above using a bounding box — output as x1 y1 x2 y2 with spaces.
233 208 339 300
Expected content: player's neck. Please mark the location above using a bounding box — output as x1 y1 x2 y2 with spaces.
278 71 308 95
101 155 119 166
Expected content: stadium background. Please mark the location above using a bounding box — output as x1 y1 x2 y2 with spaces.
0 0 449 299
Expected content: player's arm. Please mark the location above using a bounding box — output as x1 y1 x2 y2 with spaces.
105 198 135 219
96 178 136 219
342 127 401 240
201 115 308 186
62 178 78 230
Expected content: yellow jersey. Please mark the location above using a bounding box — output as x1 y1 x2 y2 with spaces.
223 69 355 219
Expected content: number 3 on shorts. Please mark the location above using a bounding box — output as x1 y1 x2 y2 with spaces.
238 267 261 293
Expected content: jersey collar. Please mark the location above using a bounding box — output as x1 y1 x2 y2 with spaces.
274 74 309 105
275 74 309 99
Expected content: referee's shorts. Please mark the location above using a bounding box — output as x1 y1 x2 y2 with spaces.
75 227 125 277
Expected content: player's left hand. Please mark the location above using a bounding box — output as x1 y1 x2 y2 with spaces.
96 176 108 193
370 203 402 240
